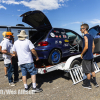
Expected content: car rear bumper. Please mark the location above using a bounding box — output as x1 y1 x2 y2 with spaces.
34 49 50 59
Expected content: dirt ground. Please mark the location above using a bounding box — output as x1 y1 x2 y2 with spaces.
0 57 100 100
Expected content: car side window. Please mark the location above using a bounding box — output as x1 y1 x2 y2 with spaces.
66 32 81 45
49 29 68 39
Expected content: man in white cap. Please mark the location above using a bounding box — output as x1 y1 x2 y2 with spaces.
12 30 42 92
0 31 8 78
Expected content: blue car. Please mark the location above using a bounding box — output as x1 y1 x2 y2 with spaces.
20 10 100 65
88 25 100 53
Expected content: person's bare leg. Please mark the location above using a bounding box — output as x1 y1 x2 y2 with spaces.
22 76 28 89
87 73 91 80
22 76 27 84
31 75 36 83
91 72 96 77
4 67 7 75
31 75 36 88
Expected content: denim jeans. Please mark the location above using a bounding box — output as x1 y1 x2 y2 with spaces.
5 63 13 83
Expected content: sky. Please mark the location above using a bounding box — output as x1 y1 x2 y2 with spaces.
0 0 100 35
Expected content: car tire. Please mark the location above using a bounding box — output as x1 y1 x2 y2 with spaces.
48 49 61 65
64 60 81 78
70 60 81 68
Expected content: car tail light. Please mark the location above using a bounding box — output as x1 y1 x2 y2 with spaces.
38 41 49 46
43 69 47 73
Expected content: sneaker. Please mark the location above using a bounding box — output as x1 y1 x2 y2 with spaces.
32 87 43 93
4 75 8 78
14 79 22 83
82 84 92 89
9 82 15 86
25 87 29 91
94 83 99 88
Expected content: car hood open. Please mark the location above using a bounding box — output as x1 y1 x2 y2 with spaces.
20 10 52 31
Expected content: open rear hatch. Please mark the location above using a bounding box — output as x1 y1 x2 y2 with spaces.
89 25 100 53
20 10 52 31
20 10 52 46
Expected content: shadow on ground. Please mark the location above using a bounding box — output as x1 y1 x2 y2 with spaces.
18 56 100 89
26 70 71 89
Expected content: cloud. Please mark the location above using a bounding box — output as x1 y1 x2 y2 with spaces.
63 21 80 26
17 9 25 11
20 0 60 10
0 0 69 10
17 9 20 11
2 0 20 4
70 22 80 24
0 4 6 9
63 19 100 27
88 19 100 24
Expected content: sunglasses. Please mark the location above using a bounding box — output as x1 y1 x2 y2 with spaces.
80 28 85 30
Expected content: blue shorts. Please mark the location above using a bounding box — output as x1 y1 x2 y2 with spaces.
20 63 37 76
4 64 9 67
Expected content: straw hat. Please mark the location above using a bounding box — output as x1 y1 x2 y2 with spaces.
2 31 6 37
17 30 28 40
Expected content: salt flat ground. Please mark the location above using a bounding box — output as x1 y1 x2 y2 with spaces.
0 57 100 100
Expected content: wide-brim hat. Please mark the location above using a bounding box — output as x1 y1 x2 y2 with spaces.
17 30 28 40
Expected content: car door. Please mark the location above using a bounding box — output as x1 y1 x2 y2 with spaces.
65 29 82 55
88 25 100 53
48 28 70 57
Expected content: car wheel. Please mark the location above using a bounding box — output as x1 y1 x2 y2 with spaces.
48 49 61 65
70 60 81 68
64 60 81 78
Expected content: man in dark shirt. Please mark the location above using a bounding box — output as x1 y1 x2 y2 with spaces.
80 23 99 89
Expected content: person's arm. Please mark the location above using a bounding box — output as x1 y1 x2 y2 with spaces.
0 46 2 52
28 40 39 61
2 41 15 56
31 48 39 61
2 50 15 56
13 51 17 56
92 40 95 53
81 36 88 59
0 42 3 52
